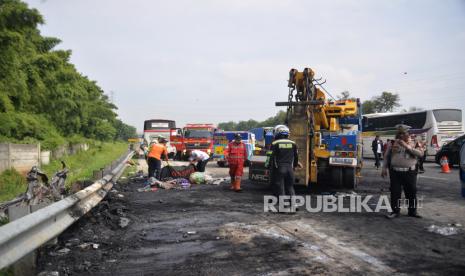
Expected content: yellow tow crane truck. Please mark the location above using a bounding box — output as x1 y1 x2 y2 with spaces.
274 67 363 188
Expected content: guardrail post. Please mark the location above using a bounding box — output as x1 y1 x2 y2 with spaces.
8 202 48 276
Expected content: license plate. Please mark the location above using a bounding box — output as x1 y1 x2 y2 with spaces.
329 157 357 166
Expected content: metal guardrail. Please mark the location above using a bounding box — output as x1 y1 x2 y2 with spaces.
0 150 134 269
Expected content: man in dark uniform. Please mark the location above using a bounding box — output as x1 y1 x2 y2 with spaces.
269 125 302 211
382 125 424 219
372 135 383 169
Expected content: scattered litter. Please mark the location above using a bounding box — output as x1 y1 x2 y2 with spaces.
189 172 206 184
49 247 70 256
119 217 130 228
38 271 59 276
120 176 127 180
187 231 197 235
449 223 462 227
158 180 176 190
117 194 124 198
176 178 191 189
204 174 213 183
78 242 92 249
92 243 100 249
106 259 117 263
137 185 158 192
209 178 228 185
427 225 459 236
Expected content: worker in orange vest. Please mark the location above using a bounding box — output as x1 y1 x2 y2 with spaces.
147 137 169 179
225 133 248 192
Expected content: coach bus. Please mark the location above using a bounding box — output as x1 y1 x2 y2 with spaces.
143 119 177 158
361 109 464 158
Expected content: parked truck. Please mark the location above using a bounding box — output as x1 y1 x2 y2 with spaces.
250 68 363 188
181 123 216 160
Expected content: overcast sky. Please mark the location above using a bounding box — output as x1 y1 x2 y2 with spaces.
25 0 465 132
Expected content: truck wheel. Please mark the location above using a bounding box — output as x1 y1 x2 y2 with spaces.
244 160 251 167
330 167 343 188
343 167 357 189
217 161 225 167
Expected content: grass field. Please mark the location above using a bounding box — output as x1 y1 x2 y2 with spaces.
0 142 129 203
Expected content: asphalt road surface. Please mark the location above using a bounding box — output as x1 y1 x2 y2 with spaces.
37 159 465 275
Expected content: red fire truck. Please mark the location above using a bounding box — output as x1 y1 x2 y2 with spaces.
180 123 216 159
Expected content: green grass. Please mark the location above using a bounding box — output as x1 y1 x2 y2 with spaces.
0 142 129 202
42 142 128 187
0 169 27 202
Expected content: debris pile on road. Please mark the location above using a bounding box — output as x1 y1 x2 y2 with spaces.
427 224 461 236
37 181 133 275
136 173 229 192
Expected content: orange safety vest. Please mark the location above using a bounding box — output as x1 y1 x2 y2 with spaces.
147 144 168 160
226 142 247 165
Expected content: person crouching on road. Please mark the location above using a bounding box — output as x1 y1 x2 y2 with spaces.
382 125 424 219
189 150 210 172
269 125 302 211
147 138 169 179
225 133 248 192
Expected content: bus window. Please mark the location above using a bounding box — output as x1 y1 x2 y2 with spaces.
433 109 462 122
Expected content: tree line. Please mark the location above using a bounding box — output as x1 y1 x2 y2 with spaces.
219 91 420 130
218 111 287 131
0 0 136 149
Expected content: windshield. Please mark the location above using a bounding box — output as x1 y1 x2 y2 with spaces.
184 130 212 138
433 109 462 122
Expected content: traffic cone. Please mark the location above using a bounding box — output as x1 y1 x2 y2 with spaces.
440 156 451 173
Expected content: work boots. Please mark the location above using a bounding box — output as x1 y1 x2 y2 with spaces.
233 178 242 192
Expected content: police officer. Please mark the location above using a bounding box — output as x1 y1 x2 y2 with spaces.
382 125 424 219
269 125 302 210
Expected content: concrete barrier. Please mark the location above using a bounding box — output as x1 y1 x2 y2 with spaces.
0 143 88 174
0 143 40 174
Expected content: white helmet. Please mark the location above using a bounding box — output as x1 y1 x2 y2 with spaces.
274 125 290 136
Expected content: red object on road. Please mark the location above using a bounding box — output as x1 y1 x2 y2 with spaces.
440 156 451 173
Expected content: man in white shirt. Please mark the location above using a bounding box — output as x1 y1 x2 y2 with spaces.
189 150 210 172
372 135 383 169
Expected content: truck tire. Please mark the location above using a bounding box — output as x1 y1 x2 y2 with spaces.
330 167 343 188
217 161 226 167
343 167 357 189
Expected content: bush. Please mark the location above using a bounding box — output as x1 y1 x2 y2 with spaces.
0 168 26 202
0 112 65 150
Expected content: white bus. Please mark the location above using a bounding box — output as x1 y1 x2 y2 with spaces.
361 109 464 158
